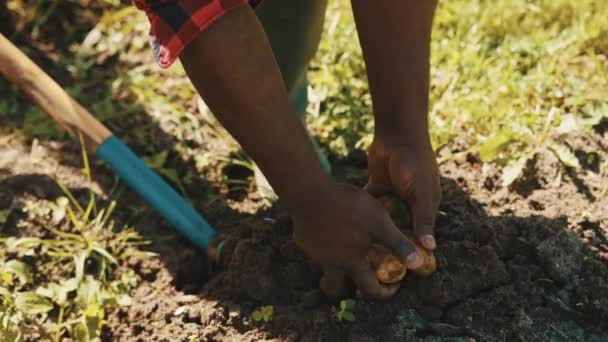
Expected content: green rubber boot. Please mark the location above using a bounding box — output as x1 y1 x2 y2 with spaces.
253 0 330 202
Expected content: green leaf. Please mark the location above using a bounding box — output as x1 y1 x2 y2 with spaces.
5 237 42 254
1 271 13 286
142 150 169 169
0 286 11 298
159 168 181 186
14 292 54 315
251 311 263 321
549 142 580 168
72 320 89 342
341 311 356 322
479 132 517 161
91 243 118 264
36 278 78 306
84 301 102 317
501 154 530 187
4 260 33 285
35 285 54 299
74 250 88 283
0 330 21 342
261 305 273 321
0 209 11 225
120 270 138 289
85 306 105 339
23 106 64 139
556 114 578 135
580 103 608 127
251 306 273 322
78 276 101 308
340 299 356 311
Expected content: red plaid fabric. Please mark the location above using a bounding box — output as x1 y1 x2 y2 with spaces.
133 0 263 68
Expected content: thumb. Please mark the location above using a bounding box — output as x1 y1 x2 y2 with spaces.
369 213 423 269
407 187 438 251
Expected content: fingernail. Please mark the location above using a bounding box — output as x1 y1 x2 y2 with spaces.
406 251 423 268
421 235 436 250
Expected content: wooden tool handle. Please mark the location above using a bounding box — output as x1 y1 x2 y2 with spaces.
0 33 112 151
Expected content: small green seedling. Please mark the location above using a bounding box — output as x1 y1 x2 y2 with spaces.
0 208 11 225
251 305 273 322
336 299 356 322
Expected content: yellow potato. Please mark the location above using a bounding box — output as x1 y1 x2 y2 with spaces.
412 243 437 277
368 243 407 284
371 195 438 282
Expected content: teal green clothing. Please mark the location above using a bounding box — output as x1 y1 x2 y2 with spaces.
255 0 331 173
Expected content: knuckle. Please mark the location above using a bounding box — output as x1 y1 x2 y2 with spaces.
396 174 416 196
386 237 414 260
403 236 417 250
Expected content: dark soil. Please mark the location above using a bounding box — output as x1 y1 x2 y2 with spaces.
2 2 608 341
3 127 607 342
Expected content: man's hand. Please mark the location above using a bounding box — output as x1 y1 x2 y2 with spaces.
351 0 439 251
366 137 441 251
292 182 424 299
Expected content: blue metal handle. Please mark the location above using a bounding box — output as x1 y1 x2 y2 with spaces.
96 136 216 250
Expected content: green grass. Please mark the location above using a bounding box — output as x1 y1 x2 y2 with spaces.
309 0 608 184
0 146 153 341
3 0 607 187
0 1 607 339
85 0 608 186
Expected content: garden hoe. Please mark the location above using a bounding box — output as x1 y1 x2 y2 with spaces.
0 33 219 254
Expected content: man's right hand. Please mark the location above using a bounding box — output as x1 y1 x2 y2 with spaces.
292 182 424 299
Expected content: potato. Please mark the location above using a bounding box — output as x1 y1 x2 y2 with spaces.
367 240 436 283
411 242 437 277
368 244 407 284
371 195 438 281
319 194 438 297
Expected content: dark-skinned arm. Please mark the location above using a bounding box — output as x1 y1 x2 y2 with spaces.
179 5 424 298
351 0 441 250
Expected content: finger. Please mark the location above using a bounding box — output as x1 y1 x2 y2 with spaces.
368 214 423 269
350 260 400 300
363 181 391 197
407 188 438 251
